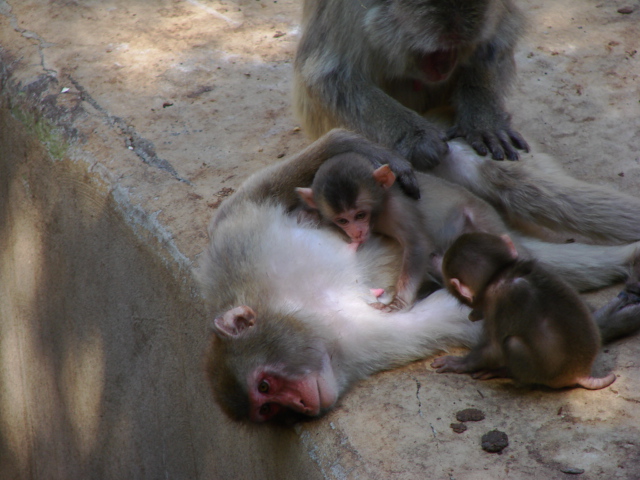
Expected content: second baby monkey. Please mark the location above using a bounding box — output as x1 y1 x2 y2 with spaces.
432 233 616 390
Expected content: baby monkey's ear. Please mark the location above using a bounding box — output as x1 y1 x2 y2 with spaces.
295 187 317 209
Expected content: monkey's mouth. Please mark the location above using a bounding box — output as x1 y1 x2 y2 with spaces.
418 49 458 83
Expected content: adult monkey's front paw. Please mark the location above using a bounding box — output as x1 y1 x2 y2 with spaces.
448 124 529 161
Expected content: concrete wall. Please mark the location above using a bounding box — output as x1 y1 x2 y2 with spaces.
0 96 321 479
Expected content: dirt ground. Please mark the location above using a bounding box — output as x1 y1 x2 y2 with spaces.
1 0 639 479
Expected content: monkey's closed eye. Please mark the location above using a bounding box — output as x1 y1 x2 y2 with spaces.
258 380 270 393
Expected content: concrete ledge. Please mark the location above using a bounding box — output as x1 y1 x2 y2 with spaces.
1 1 639 479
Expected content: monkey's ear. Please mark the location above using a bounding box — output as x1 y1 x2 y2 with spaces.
211 305 257 338
295 187 317 209
372 165 396 189
500 234 518 259
450 278 473 303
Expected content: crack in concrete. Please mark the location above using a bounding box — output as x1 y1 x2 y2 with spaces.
1 1 56 76
620 395 640 404
413 377 423 418
68 77 192 185
0 1 190 185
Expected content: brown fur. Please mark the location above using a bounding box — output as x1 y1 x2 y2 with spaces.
433 233 616 390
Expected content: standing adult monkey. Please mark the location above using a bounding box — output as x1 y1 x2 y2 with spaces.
294 0 529 166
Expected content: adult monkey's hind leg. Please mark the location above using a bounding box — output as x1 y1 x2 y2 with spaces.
434 141 640 243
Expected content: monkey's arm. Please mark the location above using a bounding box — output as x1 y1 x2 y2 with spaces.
300 74 449 171
213 129 419 227
448 42 528 161
447 5 528 161
294 3 448 170
435 141 640 244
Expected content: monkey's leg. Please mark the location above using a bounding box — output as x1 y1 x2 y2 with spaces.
434 141 640 243
332 290 485 377
448 47 529 161
519 238 640 292
294 50 448 170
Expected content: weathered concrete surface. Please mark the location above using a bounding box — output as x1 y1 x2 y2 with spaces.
0 0 638 479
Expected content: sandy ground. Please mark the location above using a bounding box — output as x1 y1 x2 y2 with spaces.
1 0 639 478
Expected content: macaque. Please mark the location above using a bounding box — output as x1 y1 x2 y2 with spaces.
296 153 440 310
200 129 640 423
294 0 529 166
294 149 639 310
432 233 616 389
293 0 640 244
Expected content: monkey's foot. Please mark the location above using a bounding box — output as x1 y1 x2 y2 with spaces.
430 355 470 373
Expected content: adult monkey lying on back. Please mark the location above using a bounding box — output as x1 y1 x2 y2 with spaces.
294 0 529 165
201 130 640 423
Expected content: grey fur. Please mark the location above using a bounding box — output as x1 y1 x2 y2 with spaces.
294 0 529 165
200 130 640 421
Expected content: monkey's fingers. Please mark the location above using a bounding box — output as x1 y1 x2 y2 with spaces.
506 129 530 153
372 300 406 313
483 132 508 160
369 301 395 312
396 171 421 200
492 127 529 160
387 295 410 312
380 153 421 199
430 355 467 373
448 126 528 161
493 131 520 161
449 128 490 158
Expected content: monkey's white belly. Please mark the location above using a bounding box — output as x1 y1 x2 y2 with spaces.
261 210 374 312
257 206 481 359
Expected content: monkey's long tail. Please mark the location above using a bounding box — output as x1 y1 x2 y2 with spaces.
576 373 616 390
437 141 640 243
